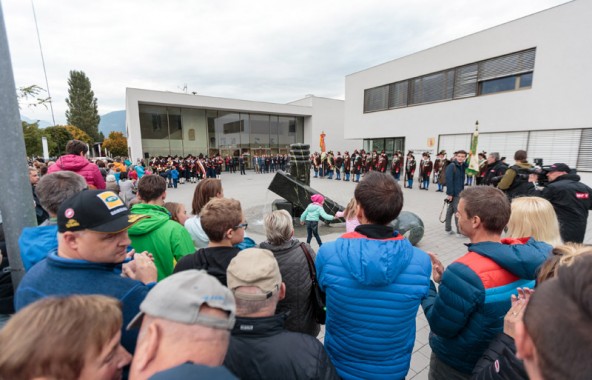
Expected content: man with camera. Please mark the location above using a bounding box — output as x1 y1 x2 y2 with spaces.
529 163 592 243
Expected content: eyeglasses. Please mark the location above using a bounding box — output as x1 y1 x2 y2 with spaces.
234 223 248 231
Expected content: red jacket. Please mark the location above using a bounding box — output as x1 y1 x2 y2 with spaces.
48 154 106 189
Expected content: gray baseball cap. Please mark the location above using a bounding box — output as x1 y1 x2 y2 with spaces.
127 270 236 330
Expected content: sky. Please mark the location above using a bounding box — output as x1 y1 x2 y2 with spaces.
4 0 570 125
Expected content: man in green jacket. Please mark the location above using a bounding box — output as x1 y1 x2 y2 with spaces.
128 175 195 280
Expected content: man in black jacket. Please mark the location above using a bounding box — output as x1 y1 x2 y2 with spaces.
482 152 508 186
528 163 592 243
224 248 339 380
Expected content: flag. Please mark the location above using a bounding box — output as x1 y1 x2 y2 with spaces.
466 122 480 176
320 131 326 153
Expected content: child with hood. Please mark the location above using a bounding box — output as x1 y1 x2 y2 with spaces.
300 194 334 246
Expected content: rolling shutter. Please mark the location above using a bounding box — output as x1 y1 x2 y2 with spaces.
364 86 388 112
477 132 529 162
388 81 408 109
528 129 581 168
577 129 592 171
478 48 536 81
453 64 478 98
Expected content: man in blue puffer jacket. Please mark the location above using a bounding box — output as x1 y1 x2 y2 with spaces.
316 172 432 380
422 186 551 379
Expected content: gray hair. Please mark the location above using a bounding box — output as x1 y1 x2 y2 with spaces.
263 210 293 245
36 172 87 215
106 174 116 182
489 152 500 161
234 287 279 317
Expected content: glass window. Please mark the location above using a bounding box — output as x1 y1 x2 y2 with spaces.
215 112 240 150
520 72 533 88
480 76 517 95
139 105 168 140
240 114 250 149
250 114 270 148
278 116 295 150
270 116 279 149
372 139 385 152
167 107 183 140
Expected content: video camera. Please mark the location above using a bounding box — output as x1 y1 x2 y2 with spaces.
527 158 551 187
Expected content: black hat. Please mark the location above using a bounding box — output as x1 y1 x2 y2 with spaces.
58 190 147 233
438 150 446 156
548 163 571 173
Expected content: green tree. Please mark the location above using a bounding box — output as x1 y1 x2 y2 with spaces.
65 70 100 142
102 131 128 157
22 121 43 157
44 126 73 156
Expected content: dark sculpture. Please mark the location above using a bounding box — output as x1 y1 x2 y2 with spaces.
390 211 425 246
286 143 311 186
268 170 342 223
268 143 424 245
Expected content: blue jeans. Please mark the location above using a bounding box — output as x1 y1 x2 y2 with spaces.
306 221 322 246
345 172 350 181
423 179 429 189
355 173 360 182
336 170 341 180
173 178 178 188
407 179 413 188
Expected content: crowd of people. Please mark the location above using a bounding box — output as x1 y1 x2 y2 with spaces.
1 138 591 379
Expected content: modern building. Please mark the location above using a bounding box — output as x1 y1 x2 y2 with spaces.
125 88 360 163
344 0 591 182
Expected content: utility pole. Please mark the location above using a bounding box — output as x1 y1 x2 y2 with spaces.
0 1 36 288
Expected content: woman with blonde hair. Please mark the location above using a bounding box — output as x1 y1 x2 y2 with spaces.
0 295 131 379
507 197 562 246
260 209 320 337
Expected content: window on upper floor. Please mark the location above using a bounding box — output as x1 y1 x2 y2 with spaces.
363 48 536 113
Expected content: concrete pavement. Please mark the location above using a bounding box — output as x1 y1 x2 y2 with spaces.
166 170 591 379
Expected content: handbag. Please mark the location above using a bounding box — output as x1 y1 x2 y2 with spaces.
300 243 326 324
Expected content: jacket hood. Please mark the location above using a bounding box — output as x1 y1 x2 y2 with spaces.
55 154 91 171
468 237 552 279
555 173 581 182
127 204 170 235
259 239 300 254
333 232 414 286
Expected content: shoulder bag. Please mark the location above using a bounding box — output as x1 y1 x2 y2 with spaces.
300 243 326 324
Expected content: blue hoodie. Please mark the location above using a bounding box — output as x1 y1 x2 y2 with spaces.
316 227 431 380
18 225 58 271
422 237 551 374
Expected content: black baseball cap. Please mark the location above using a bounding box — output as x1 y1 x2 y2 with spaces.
548 163 571 173
58 190 148 233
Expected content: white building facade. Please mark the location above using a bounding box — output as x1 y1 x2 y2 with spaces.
126 89 360 163
344 0 592 183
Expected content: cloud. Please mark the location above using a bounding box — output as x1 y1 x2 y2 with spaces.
5 0 569 124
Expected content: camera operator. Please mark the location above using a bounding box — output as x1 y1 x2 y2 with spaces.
528 163 592 243
497 150 533 199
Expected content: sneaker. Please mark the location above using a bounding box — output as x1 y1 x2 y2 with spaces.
445 230 454 235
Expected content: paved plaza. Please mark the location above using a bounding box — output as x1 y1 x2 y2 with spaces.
167 170 592 379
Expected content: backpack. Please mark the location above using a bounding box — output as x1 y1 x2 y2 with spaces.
438 160 451 185
506 165 533 199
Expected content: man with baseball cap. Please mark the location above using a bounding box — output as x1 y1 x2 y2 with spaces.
528 163 592 243
223 248 339 380
128 270 237 379
15 190 157 354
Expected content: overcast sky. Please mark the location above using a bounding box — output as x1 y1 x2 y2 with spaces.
4 0 569 125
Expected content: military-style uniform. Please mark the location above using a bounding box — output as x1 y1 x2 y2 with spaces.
335 152 343 180
420 154 433 190
391 153 402 181
404 153 416 189
343 152 351 181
